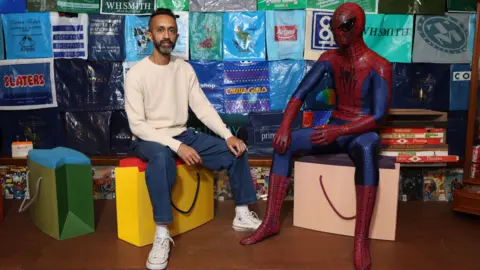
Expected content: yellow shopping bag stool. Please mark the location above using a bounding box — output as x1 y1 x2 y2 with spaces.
115 157 214 247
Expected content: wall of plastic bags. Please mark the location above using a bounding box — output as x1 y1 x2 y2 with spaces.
0 0 476 156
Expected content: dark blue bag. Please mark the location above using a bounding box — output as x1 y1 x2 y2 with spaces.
247 111 303 156
64 111 112 155
55 59 124 111
88 15 125 61
0 108 64 156
110 110 132 155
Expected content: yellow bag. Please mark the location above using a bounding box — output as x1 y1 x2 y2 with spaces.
115 157 214 247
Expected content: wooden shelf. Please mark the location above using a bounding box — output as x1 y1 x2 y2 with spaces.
0 155 274 167
463 177 480 185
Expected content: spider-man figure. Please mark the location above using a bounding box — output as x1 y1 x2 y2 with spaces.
240 3 392 270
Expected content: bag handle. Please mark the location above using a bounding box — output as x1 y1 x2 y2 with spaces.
170 172 201 214
319 175 356 220
18 171 42 213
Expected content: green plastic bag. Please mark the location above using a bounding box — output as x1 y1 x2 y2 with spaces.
189 12 223 61
257 0 306 10
447 0 476 12
379 0 446 15
157 0 188 11
364 14 414 63
307 0 377 13
56 0 99 13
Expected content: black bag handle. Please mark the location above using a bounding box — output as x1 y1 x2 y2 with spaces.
170 172 200 214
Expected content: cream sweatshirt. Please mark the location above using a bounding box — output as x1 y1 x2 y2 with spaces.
124 56 233 153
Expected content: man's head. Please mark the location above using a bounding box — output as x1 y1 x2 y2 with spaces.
330 2 365 48
148 8 179 55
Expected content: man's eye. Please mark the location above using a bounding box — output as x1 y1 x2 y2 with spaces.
338 17 356 32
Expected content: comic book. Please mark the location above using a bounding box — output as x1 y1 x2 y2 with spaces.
423 168 446 201
399 168 424 201
214 170 233 201
1 166 28 199
250 167 269 200
444 168 464 201
92 166 116 199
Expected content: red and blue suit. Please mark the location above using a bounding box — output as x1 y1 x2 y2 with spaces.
240 3 392 270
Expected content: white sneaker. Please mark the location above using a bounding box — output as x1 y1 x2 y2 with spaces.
146 233 175 270
232 210 262 231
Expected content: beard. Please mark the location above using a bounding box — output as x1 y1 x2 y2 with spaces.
154 39 176 55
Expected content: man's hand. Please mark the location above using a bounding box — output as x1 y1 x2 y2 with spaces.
226 136 247 157
177 144 202 166
310 124 344 145
273 125 291 154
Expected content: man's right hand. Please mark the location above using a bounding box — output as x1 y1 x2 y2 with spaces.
177 144 202 166
273 125 291 154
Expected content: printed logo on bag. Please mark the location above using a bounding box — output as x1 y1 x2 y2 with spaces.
19 36 35 52
233 26 254 52
453 71 471 81
133 26 151 51
417 16 468 54
364 27 411 37
253 126 277 144
225 86 268 95
102 0 155 14
200 83 217 92
274 25 298 41
312 11 337 50
4 74 45 88
198 24 217 49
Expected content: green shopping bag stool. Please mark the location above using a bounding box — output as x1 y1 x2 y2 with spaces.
20 147 95 240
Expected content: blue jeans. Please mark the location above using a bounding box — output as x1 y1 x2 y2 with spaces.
131 128 257 223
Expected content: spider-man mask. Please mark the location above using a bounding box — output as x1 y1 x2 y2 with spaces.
330 3 366 48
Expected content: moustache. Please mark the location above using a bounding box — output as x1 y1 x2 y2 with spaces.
159 40 173 46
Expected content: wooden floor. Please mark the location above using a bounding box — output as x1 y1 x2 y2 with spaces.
0 199 479 269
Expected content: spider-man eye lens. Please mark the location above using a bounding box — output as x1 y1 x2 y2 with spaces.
338 17 356 32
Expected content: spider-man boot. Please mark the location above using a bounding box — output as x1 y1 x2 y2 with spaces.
354 184 378 270
240 173 290 245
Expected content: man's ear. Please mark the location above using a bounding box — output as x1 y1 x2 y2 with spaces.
147 30 153 41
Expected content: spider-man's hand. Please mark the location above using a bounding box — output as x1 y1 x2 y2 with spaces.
310 124 344 145
273 125 291 154
273 98 303 154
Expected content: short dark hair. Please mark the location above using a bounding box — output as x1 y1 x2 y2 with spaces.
149 8 178 28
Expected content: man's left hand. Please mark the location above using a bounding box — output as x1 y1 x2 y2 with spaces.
226 136 247 157
310 124 344 145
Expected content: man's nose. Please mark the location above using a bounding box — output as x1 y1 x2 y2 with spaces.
162 31 171 39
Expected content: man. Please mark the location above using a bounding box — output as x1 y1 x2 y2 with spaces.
124 8 261 270
240 3 392 270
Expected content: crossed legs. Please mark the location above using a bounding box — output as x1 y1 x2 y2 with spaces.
240 128 381 270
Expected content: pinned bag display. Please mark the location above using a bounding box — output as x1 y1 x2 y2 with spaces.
19 147 95 240
115 157 214 247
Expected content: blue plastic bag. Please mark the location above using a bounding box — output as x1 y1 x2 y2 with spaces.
189 60 225 113
223 11 266 61
125 15 152 62
269 60 304 111
266 10 305 60
224 61 270 114
2 13 52 59
0 0 26 13
450 64 471 111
